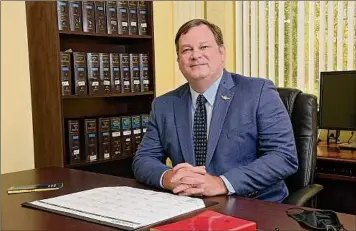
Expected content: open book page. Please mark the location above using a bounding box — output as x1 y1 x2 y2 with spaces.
26 186 206 230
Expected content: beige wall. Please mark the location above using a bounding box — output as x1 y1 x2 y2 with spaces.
1 1 35 174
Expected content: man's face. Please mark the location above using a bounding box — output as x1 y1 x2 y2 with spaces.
177 25 226 83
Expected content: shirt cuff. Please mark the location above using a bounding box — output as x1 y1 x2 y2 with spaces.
160 169 170 189
220 175 235 195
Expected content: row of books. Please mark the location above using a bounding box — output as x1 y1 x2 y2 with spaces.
57 1 148 35
61 52 150 96
66 114 149 165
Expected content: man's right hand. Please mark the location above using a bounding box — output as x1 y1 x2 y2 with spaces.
162 163 206 191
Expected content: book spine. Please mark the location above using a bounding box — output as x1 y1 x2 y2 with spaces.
57 1 70 31
110 117 122 158
117 1 129 35
73 52 87 95
137 1 148 35
82 1 95 32
68 120 81 163
69 1 82 31
131 115 142 155
98 118 111 160
110 53 121 93
106 1 118 34
99 53 112 94
121 116 132 157
129 54 140 93
84 119 98 162
139 53 149 92
87 53 101 95
95 1 107 34
128 1 138 35
60 52 72 96
141 114 149 137
120 53 131 93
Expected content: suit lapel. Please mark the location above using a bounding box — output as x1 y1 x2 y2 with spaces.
206 71 235 166
173 86 195 165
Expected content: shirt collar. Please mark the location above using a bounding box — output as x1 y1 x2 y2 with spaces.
190 71 223 108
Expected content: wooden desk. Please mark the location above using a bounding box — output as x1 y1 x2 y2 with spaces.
316 142 356 214
2 167 356 231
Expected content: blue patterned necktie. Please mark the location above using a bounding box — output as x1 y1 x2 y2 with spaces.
193 94 207 166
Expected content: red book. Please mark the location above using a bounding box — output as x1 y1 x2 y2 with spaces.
150 210 256 231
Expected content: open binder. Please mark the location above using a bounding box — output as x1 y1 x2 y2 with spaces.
22 186 217 230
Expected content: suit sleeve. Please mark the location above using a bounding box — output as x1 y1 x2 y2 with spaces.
222 80 298 196
132 99 170 189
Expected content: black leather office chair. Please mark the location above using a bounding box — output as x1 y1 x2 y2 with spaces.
277 88 323 207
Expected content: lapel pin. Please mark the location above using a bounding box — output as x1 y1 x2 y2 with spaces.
221 95 230 100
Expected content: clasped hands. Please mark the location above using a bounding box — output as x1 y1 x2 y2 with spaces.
162 163 228 197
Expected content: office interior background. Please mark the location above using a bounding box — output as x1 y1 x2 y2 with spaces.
1 1 355 175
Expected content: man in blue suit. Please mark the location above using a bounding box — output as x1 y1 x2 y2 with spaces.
132 19 298 202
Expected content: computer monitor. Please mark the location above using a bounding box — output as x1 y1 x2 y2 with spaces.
319 70 356 131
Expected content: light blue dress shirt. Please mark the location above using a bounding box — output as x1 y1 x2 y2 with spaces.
160 74 235 195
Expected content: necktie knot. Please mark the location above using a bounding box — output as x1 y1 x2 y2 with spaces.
197 94 207 106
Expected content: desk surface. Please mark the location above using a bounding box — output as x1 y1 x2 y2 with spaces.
317 142 356 163
2 167 356 231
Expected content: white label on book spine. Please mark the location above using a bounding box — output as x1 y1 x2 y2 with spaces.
104 153 110 159
123 131 131 136
73 149 79 155
62 81 69 86
92 81 99 86
131 22 137 26
78 81 85 86
143 80 149 84
134 80 140 84
115 80 120 85
104 80 110 85
124 81 130 86
122 22 128 27
133 129 141 134
143 128 147 133
90 155 97 161
112 132 120 137
141 23 147 28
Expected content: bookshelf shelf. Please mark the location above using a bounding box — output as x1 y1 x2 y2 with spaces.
25 1 155 179
59 30 152 39
62 91 154 99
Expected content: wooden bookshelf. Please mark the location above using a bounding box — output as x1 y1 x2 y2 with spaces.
25 1 155 178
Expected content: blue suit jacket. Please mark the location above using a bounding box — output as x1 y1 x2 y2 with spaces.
132 70 298 202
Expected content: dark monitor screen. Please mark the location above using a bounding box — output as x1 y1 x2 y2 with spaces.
319 71 356 130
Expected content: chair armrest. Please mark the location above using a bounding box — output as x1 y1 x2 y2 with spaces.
283 184 324 206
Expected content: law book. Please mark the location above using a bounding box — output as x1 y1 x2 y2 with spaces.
82 1 95 32
86 53 101 95
72 52 87 95
131 115 142 155
67 119 81 164
7 183 64 195
150 210 257 231
106 1 118 34
117 1 129 35
57 1 70 31
139 53 149 92
99 53 112 94
141 114 149 136
109 53 121 93
137 1 148 35
110 117 122 159
128 1 138 35
121 116 132 157
83 119 98 162
119 53 131 93
60 52 72 96
98 118 111 160
69 1 82 31
94 1 107 34
129 53 140 93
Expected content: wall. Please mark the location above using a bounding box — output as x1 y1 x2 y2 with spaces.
1 1 35 174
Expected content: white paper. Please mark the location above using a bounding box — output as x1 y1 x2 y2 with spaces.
28 186 205 229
